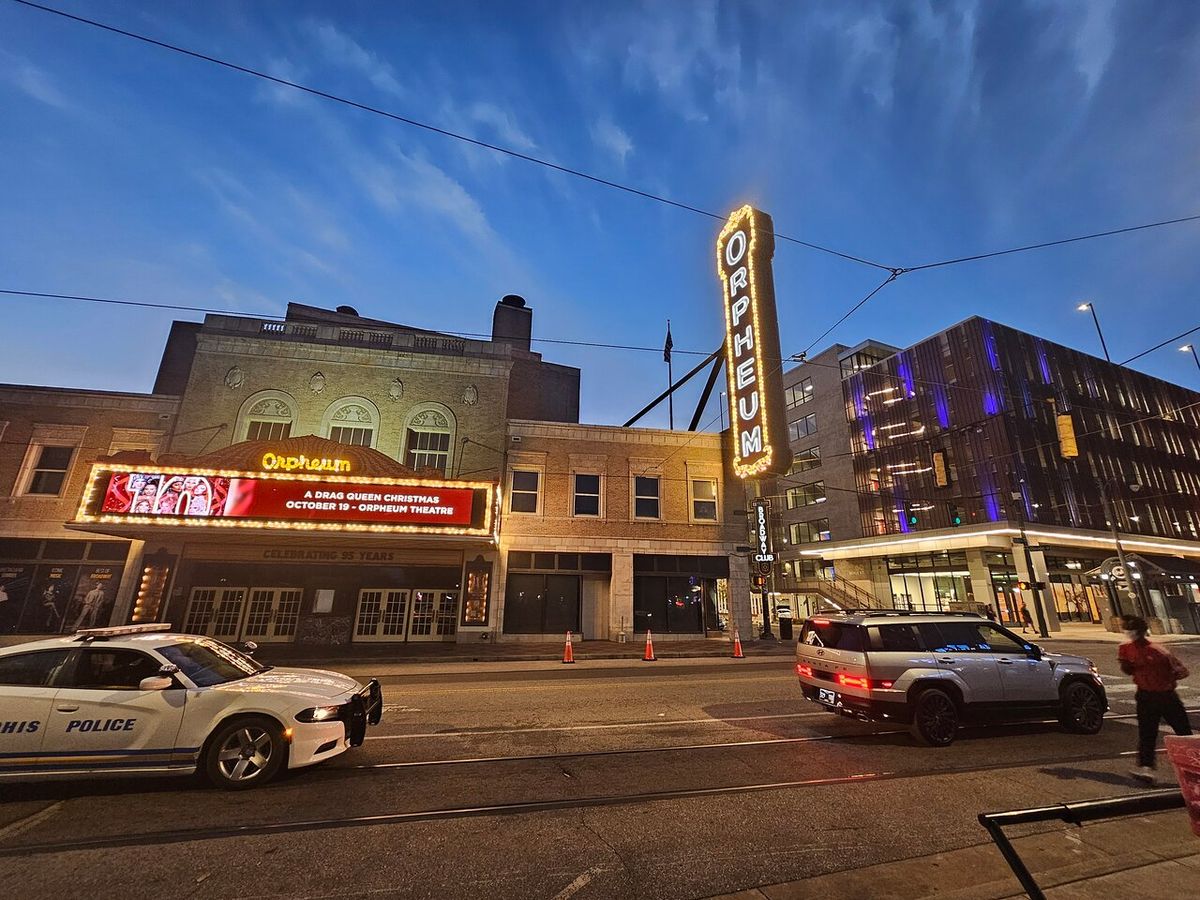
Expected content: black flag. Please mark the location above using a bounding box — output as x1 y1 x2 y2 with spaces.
663 321 673 363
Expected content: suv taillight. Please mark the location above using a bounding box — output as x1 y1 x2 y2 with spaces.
836 673 870 690
796 663 813 678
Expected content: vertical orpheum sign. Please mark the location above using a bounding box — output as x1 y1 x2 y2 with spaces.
717 205 792 479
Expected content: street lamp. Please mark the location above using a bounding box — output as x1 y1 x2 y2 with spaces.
1077 302 1111 362
1181 343 1200 375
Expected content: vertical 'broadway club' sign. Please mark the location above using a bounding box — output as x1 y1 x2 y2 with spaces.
717 205 792 479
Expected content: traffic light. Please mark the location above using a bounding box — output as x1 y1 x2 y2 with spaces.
948 503 962 527
904 502 918 527
752 574 767 589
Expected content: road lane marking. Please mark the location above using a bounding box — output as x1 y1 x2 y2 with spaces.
551 866 607 900
385 676 785 695
0 802 63 842
366 711 828 740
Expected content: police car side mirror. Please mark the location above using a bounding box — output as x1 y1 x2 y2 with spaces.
1026 644 1043 661
139 675 175 691
242 641 258 656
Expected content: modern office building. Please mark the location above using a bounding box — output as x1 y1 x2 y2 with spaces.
794 316 1200 633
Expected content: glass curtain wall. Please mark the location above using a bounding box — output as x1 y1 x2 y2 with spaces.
886 551 974 612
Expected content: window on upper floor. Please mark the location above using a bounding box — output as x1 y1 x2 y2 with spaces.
790 518 830 543
23 445 76 496
788 413 817 442
690 478 718 522
789 447 821 474
510 470 541 514
573 474 602 517
239 393 295 443
786 480 826 509
323 398 379 449
786 377 814 409
634 476 660 519
403 406 455 475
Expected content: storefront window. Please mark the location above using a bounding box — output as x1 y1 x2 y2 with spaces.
502 572 579 634
886 551 973 613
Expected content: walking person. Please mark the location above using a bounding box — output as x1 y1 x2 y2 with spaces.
1118 615 1192 784
1019 601 1034 634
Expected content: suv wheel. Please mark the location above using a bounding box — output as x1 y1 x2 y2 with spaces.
910 688 959 747
204 716 286 789
1059 681 1105 735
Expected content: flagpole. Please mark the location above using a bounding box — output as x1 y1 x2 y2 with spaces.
666 319 674 429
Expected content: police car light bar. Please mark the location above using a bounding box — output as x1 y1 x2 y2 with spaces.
73 623 174 641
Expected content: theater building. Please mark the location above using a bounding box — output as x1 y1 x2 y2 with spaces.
3 297 578 645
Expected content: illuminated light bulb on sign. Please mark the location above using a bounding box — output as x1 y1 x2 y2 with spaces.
716 206 792 479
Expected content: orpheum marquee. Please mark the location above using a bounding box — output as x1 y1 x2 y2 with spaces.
70 436 500 644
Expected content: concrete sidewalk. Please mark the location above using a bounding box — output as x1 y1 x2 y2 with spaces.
252 636 796 668
714 806 1198 899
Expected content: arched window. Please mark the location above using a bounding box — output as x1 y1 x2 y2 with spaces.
403 404 455 474
321 397 380 448
237 391 296 442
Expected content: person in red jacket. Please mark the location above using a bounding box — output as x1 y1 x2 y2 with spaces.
1118 615 1192 784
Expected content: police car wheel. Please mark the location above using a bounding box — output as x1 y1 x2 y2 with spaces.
204 717 286 789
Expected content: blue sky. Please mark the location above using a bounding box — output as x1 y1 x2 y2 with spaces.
2 0 1200 426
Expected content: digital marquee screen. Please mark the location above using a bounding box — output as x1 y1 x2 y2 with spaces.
77 466 494 536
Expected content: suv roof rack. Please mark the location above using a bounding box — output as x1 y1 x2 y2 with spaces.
73 623 173 642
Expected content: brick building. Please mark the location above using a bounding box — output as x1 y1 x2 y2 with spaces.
0 384 178 635
499 421 749 641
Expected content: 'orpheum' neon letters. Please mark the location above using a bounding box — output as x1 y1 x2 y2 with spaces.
261 451 351 474
717 206 792 479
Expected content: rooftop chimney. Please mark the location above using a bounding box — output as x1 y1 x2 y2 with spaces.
492 294 532 351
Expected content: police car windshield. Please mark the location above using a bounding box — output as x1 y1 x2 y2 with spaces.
158 639 269 687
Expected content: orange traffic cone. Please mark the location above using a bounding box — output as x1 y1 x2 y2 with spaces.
642 629 657 662
732 630 745 659
562 630 575 664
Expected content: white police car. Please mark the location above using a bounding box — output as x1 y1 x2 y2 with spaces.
0 624 382 789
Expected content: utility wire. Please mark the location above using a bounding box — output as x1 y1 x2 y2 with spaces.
6 0 892 273
1119 324 1200 365
903 213 1200 273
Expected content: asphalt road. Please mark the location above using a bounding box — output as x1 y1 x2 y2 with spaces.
1 640 1198 900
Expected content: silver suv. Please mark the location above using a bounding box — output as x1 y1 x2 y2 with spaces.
795 611 1107 746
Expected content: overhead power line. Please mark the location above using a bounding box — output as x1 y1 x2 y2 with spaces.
6 0 891 273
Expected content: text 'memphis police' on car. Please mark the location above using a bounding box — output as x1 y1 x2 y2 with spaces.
0 624 382 789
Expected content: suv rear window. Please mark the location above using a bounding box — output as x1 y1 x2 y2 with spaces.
799 620 865 651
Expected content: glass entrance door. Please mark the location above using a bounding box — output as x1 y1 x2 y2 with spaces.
408 590 458 641
242 588 303 642
183 586 247 640
354 589 410 641
354 588 458 641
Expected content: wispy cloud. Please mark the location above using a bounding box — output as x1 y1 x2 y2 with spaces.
3 55 70 110
302 20 405 98
590 117 633 165
464 101 537 151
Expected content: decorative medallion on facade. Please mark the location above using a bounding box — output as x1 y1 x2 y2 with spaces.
388 378 404 402
309 372 326 395
462 384 479 406
224 366 245 389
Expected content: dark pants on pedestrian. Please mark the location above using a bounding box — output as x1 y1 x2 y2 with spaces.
1136 689 1193 768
